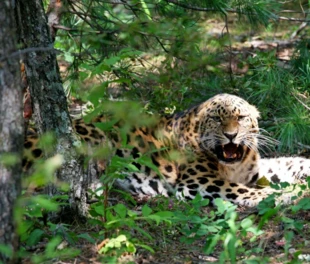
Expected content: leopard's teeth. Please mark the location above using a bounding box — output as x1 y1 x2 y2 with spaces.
236 144 239 148
232 153 237 159
223 151 227 158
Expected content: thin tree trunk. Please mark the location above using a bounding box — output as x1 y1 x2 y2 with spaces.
15 0 93 218
0 1 23 262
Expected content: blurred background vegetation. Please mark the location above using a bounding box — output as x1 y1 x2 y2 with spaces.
54 0 310 153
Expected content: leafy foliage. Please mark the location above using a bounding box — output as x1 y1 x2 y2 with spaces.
54 0 310 152
18 0 310 262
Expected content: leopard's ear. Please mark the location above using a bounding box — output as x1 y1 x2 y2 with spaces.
249 104 260 119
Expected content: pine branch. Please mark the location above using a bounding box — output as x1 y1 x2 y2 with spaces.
164 0 310 22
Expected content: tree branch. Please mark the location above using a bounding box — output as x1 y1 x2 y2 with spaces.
164 0 310 22
0 47 60 62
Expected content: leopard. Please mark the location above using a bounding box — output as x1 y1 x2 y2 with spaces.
23 93 310 207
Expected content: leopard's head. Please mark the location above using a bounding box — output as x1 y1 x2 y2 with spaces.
195 94 260 164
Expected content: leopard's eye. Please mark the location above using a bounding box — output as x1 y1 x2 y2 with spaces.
237 115 246 121
210 116 221 122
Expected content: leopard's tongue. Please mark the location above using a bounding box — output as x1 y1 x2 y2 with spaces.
223 143 238 159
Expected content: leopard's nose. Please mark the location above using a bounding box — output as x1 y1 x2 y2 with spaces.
224 132 237 140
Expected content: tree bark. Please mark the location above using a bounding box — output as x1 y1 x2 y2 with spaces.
0 1 23 262
15 0 92 218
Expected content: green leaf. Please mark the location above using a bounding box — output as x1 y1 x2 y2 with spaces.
125 163 140 172
91 63 110 75
125 241 136 253
127 210 138 217
87 83 109 105
104 56 121 66
32 196 59 212
135 243 154 253
132 225 153 240
0 244 13 258
147 211 174 225
146 214 161 225
41 154 63 177
291 197 310 212
114 203 127 219
214 198 231 214
111 78 131 84
45 236 62 254
0 153 19 166
98 235 129 254
154 211 174 218
93 203 105 216
240 218 253 229
19 220 34 239
27 229 45 247
94 120 118 131
204 234 221 254
78 233 96 244
141 204 152 216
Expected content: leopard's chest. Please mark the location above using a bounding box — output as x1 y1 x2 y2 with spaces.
216 151 260 185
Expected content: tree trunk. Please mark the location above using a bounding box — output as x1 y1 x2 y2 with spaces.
0 1 23 262
15 0 93 218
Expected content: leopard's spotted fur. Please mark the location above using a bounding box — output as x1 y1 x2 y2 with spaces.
23 94 310 206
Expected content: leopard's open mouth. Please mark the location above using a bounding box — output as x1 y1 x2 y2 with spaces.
215 143 244 163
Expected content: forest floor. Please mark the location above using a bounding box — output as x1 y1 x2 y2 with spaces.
84 21 310 263
23 15 310 264
23 192 310 264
